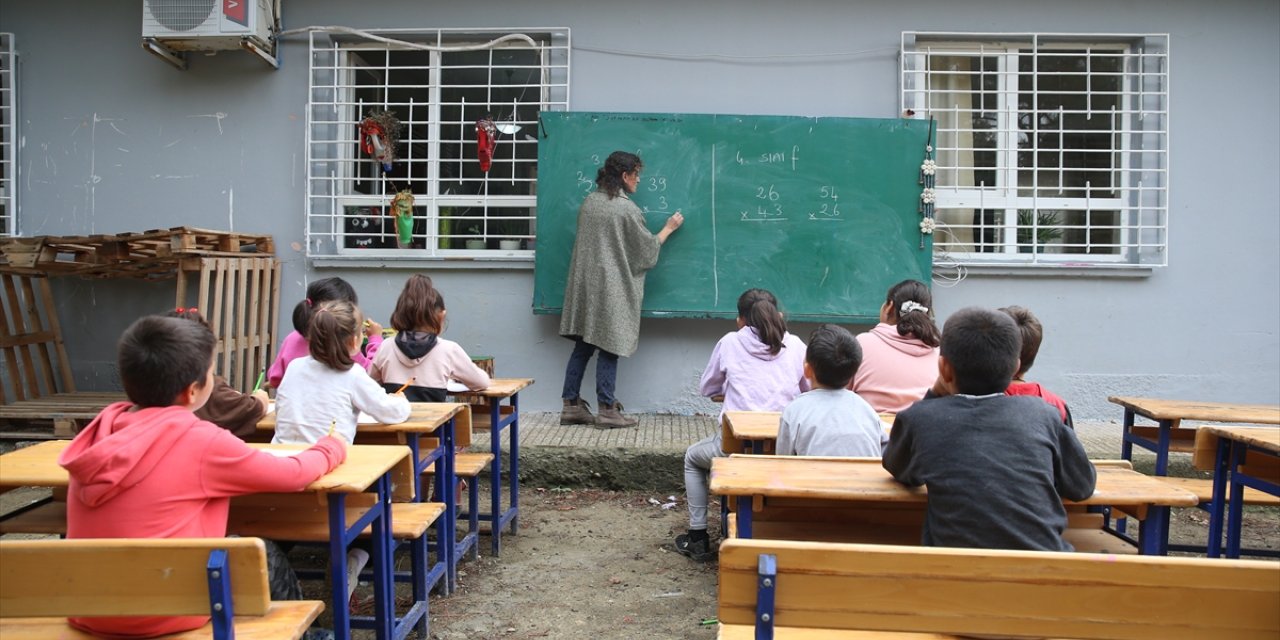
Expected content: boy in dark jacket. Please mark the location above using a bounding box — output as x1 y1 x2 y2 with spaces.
882 307 1096 551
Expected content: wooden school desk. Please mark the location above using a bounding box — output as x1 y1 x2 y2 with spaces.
1193 426 1280 559
1110 396 1280 476
720 410 894 455
258 402 467 595
451 377 534 556
0 440 414 640
709 455 1200 556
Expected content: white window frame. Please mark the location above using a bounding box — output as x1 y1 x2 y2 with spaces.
901 32 1169 268
305 28 570 261
0 33 17 238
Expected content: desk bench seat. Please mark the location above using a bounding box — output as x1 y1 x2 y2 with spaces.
718 538 1279 639
423 452 495 563
0 537 323 640
1156 476 1280 506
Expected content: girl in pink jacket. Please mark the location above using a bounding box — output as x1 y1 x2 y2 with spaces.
849 279 941 413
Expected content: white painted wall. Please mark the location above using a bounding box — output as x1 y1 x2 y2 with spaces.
4 1 1277 419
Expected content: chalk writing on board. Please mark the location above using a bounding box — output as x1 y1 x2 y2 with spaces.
809 185 844 221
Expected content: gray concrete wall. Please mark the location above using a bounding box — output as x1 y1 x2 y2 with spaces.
3 1 1278 419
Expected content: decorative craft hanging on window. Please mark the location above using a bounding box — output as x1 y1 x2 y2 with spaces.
476 115 498 172
359 110 402 174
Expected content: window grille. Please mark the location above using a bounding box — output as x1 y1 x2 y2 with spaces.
306 28 570 258
901 33 1169 267
0 33 16 237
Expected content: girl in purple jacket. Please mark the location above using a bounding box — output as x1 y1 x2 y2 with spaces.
674 289 809 561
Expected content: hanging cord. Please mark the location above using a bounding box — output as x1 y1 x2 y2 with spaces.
276 26 539 52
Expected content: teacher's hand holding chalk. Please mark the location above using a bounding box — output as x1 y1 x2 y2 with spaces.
658 210 684 245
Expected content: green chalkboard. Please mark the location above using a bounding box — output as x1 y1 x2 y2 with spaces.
533 112 933 322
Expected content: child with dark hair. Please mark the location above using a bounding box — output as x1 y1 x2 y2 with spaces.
1000 305 1072 426
273 300 410 446
58 316 346 638
166 308 269 438
370 274 490 401
776 324 886 457
849 279 941 413
882 307 1096 552
675 289 808 562
266 277 383 388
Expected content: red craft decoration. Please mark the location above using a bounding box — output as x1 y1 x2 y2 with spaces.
476 118 498 172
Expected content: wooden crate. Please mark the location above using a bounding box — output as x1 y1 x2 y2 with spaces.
177 256 282 394
0 227 274 279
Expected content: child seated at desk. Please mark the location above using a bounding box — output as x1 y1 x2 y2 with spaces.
882 307 1096 552
267 276 383 388
848 279 940 413
167 307 269 439
370 274 491 401
58 315 346 639
777 324 886 457
273 299 411 446
1000 305 1072 427
676 289 808 562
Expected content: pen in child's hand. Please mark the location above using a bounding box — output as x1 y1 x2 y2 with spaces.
394 378 415 394
327 419 336 438
252 369 266 393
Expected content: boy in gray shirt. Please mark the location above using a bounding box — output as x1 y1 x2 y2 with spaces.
777 324 887 457
882 307 1096 551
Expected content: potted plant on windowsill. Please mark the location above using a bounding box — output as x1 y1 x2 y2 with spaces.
464 224 486 250
1016 209 1063 253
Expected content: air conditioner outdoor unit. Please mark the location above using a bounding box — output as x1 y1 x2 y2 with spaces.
142 0 278 69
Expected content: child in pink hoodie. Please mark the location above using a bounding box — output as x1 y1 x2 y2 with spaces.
675 289 809 561
849 279 941 413
267 276 383 389
59 315 346 639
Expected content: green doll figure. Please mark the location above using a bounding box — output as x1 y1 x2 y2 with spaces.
392 190 415 248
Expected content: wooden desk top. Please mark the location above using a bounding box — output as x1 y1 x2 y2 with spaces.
709 455 1200 509
1108 396 1280 424
257 402 469 435
721 410 894 454
451 377 535 399
0 440 414 499
1193 426 1280 470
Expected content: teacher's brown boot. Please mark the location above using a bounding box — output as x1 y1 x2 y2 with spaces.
560 398 595 425
595 403 638 429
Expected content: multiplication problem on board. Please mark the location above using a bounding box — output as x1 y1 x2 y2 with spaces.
573 154 606 194
637 174 671 215
740 184 787 222
808 185 843 221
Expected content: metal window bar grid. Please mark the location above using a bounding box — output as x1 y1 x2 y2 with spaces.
306 28 569 257
901 32 1169 266
0 33 16 237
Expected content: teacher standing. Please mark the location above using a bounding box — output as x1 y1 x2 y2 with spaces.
559 151 684 428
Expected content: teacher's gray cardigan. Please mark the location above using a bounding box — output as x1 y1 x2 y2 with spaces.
559 190 662 357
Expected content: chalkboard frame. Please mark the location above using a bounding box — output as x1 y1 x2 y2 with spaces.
532 111 934 323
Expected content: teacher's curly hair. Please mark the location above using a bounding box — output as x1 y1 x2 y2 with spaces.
596 151 643 199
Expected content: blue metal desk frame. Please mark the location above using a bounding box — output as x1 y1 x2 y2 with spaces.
477 392 521 556
1206 432 1280 558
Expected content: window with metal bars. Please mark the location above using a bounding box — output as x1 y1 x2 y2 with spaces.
0 33 16 238
306 28 569 258
901 33 1169 266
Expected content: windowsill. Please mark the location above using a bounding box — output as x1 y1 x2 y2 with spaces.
942 262 1156 278
312 255 535 271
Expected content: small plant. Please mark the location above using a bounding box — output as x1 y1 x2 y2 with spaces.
1016 209 1064 252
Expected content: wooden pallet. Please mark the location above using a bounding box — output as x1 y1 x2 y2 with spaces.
0 226 274 279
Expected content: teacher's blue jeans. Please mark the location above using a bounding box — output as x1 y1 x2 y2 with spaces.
561 337 618 406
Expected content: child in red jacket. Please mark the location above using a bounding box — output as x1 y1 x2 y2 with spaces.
59 315 346 638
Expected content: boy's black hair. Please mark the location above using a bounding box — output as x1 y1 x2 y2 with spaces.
118 315 216 408
806 324 862 389
999 305 1043 378
940 307 1022 395
291 277 358 335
